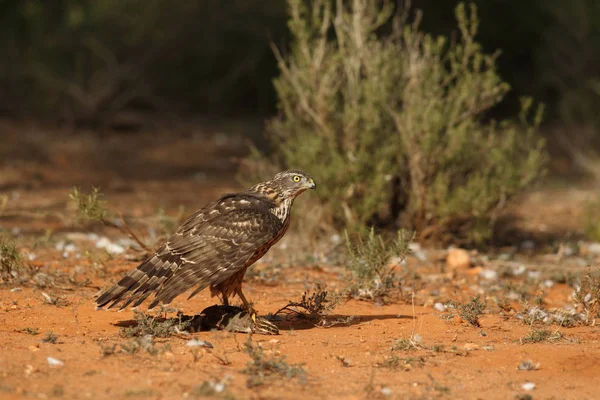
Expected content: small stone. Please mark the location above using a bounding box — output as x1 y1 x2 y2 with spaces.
409 243 427 261
33 273 52 288
521 240 536 250
381 387 393 396
47 357 64 367
512 265 526 276
517 360 539 371
479 268 498 280
521 382 536 391
434 302 447 312
186 339 213 348
446 248 471 269
497 253 512 261
528 270 541 280
330 234 341 244
542 279 554 288
563 245 576 257
463 343 479 351
95 237 125 254
582 242 600 256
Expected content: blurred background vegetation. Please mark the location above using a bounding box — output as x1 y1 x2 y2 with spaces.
1 0 599 129
1 0 599 244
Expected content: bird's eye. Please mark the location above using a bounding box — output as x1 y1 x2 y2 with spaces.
292 175 301 182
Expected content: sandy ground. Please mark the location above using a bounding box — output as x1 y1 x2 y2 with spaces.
1 122 599 399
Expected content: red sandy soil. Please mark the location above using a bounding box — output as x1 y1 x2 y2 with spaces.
1 121 599 399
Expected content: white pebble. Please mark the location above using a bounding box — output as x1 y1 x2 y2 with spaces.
95 237 125 254
542 279 554 288
64 243 78 253
330 234 341 244
521 240 535 250
479 268 498 280
585 242 600 255
434 302 447 312
409 243 427 261
186 339 213 348
47 357 64 367
528 271 541 280
513 265 526 276
521 382 536 391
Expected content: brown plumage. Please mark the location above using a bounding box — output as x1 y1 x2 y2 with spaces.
95 170 315 312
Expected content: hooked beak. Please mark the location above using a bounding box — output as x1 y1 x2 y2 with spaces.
308 178 316 190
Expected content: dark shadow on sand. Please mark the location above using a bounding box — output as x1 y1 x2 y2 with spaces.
273 313 414 331
111 312 414 334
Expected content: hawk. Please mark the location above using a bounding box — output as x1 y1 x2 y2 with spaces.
96 170 315 314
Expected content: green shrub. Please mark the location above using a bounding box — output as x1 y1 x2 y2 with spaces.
344 228 410 303
247 0 546 243
583 199 600 241
0 236 24 283
0 1 287 121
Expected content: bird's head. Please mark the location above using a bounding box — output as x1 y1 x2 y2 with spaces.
271 169 316 199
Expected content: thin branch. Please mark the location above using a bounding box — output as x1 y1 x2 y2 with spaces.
101 213 151 253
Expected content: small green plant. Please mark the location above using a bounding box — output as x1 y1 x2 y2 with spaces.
120 336 166 356
124 389 156 397
50 385 65 397
69 187 109 223
583 199 600 241
378 355 425 370
41 332 59 344
273 284 340 324
344 228 411 303
0 236 24 283
443 295 487 327
521 329 563 344
572 273 600 323
23 327 39 335
517 360 539 371
243 338 305 388
69 187 150 252
100 343 118 357
121 311 190 338
392 337 420 351
427 373 450 394
120 339 141 354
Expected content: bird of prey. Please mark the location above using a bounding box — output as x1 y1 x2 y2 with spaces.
96 170 315 315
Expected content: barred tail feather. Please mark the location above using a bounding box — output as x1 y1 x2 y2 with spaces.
95 250 180 310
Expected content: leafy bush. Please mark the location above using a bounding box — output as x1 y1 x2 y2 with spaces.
243 338 305 388
344 228 410 303
443 295 487 327
247 0 546 243
0 1 287 121
0 236 24 283
583 199 600 241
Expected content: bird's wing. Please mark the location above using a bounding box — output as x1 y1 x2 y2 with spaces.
95 193 283 310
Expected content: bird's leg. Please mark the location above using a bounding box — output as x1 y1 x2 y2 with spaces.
236 288 256 316
221 290 229 306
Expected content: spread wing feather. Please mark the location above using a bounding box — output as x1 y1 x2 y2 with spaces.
95 193 283 310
